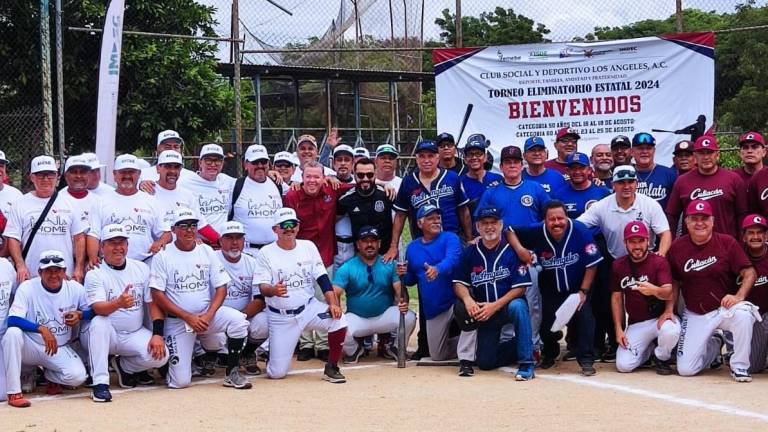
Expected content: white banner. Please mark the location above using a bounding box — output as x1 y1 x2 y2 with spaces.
95 0 125 184
434 33 715 166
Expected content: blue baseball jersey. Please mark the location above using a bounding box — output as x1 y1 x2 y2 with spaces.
394 168 469 238
552 183 611 219
401 231 462 319
635 164 677 210
333 256 399 318
476 180 551 229
522 168 567 194
517 220 603 294
452 240 532 303
461 171 504 233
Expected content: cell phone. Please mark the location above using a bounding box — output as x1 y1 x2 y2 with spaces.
317 312 332 320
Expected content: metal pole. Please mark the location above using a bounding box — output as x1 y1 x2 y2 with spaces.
325 80 332 137
67 27 243 42
233 0 243 175
54 0 65 161
455 0 462 48
675 0 684 33
354 81 361 144
389 81 396 147
40 0 54 156
255 74 262 145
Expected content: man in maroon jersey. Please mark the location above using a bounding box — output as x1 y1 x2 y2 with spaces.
732 132 765 183
544 128 580 175
611 221 679 375
666 135 748 239
739 214 768 374
667 200 756 381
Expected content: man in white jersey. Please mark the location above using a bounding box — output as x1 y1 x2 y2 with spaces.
87 154 171 264
217 221 268 375
273 151 298 193
149 208 251 390
5 156 87 282
0 256 18 403
60 155 99 232
254 207 348 383
139 130 195 183
332 144 356 272
177 144 235 234
374 144 402 191
290 134 336 182
3 250 91 407
0 150 23 225
80 153 114 197
80 224 168 398
231 144 282 255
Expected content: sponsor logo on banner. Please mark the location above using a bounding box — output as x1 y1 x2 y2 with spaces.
620 46 639 54
496 49 521 62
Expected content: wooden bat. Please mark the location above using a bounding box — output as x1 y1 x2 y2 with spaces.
456 103 474 145
397 302 406 368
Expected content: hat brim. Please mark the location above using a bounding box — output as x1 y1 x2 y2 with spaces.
333 150 354 158
358 234 380 240
610 142 630 148
39 262 66 270
558 133 580 141
415 147 438 153
173 218 199 226
418 210 440 219
275 218 299 226
199 153 224 159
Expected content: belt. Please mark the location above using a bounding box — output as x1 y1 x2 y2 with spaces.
268 304 306 316
336 236 354 244
249 243 266 249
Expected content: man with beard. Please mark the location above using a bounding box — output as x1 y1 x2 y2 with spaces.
338 158 394 255
631 132 677 210
436 132 467 176
139 130 195 183
611 221 679 375
732 132 765 183
590 144 614 188
459 136 503 225
672 141 696 175
522 136 566 195
177 144 236 234
611 135 632 167
739 214 768 374
331 145 356 270
60 155 99 233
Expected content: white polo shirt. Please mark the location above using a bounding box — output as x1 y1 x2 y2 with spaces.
577 192 670 259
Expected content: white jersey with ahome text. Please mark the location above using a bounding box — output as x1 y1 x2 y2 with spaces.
254 240 327 310
178 172 236 233
84 258 151 333
149 243 231 315
0 184 23 222
217 250 260 312
153 184 209 230
231 177 281 246
0 257 17 337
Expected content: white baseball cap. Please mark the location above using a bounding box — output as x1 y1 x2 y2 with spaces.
81 152 105 170
221 221 246 236
353 147 370 159
244 144 269 162
30 155 57 174
101 224 128 241
0 150 9 164
114 154 141 171
172 207 199 226
273 151 297 166
38 250 67 269
157 150 183 166
375 144 399 157
333 144 354 157
157 130 184 147
273 207 299 226
64 155 91 172
199 143 224 159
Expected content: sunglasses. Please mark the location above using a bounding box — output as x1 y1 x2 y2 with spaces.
202 158 224 166
250 159 269 165
40 256 64 264
274 163 292 169
355 172 375 179
175 223 198 231
279 220 298 230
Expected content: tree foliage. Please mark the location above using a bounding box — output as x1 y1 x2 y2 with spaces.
435 7 550 48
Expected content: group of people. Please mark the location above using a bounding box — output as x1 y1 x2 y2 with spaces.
0 125 766 409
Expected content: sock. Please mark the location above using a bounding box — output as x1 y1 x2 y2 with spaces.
242 341 258 357
226 337 245 375
327 328 347 365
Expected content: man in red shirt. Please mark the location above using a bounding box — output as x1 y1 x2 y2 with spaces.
666 135 748 239
739 214 768 374
544 127 580 175
667 200 756 381
283 161 352 361
732 132 765 183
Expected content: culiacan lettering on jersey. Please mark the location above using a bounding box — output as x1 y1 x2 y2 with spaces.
619 274 648 289
689 188 723 200
683 256 717 272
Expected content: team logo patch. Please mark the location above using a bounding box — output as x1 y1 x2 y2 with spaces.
517 265 527 276
472 266 484 273
584 243 598 255
520 195 533 207
585 199 598 210
374 200 385 212
323 195 333 203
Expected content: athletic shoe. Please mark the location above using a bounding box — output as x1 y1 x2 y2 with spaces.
46 382 63 395
195 354 217 376
316 349 330 363
111 356 137 389
539 357 556 369
20 371 35 394
731 368 752 383
134 371 156 386
91 384 112 403
223 369 253 389
323 363 347 384
191 363 204 378
383 343 399 361
601 348 617 363
653 357 673 376
257 349 270 362
533 349 542 367
709 333 725 370
297 347 314 362
580 363 597 376
458 360 475 377
343 343 366 364
7 393 31 408
410 348 429 361
515 363 535 381
240 355 262 376
562 350 578 361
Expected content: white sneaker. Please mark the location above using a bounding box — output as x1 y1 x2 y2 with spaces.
731 368 752 383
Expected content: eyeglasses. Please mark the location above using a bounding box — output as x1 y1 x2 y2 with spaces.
464 151 485 159
174 223 198 231
40 256 64 264
34 172 57 179
250 159 269 166
559 138 577 143
279 220 298 230
202 158 224 166
355 172 375 179
274 163 292 169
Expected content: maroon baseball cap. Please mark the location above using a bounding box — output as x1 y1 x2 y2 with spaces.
738 131 765 146
623 221 649 240
500 145 523 161
686 199 713 217
742 214 768 231
692 135 718 152
556 127 580 141
673 140 693 155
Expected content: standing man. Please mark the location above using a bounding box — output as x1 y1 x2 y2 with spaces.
149 208 252 390
139 130 194 183
331 145 356 270
590 144 614 188
453 207 534 380
374 144 402 191
740 214 768 374
666 136 748 239
436 132 467 176
631 132 678 210
554 153 610 219
291 134 336 182
545 128 580 175
177 144 235 234
273 151 298 191
60 155 99 232
0 256 16 403
459 136 503 221
668 200 756 381
0 150 22 220
5 156 87 282
733 132 765 183
254 208 348 383
611 221 679 375
610 135 632 167
522 136 567 194
80 153 114 197
672 140 696 175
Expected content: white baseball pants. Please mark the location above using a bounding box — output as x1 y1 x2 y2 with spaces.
616 318 681 373
677 307 755 376
342 306 417 356
426 305 477 362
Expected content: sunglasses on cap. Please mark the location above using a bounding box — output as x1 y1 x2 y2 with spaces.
634 133 655 145
40 255 65 264
279 220 298 230
614 170 636 181
355 172 375 179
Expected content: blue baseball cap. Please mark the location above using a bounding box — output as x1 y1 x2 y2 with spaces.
464 134 487 151
632 132 656 147
436 132 455 144
524 136 546 152
416 204 440 219
566 152 590 167
476 207 501 220
415 140 438 153
357 226 380 240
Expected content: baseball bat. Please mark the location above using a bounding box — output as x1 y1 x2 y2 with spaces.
651 129 676 133
397 302 406 368
456 103 474 144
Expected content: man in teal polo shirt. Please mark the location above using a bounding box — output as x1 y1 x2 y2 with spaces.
334 226 417 362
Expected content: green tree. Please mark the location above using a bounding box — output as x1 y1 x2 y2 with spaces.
434 7 550 48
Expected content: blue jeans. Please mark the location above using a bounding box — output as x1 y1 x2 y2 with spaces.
476 298 534 371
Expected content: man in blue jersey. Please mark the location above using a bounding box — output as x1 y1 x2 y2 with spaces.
396 205 476 376
554 153 611 219
453 207 534 380
386 140 472 262
459 135 503 228
522 136 567 194
436 132 468 176
632 132 677 210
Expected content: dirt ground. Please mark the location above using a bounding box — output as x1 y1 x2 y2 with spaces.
3 353 767 432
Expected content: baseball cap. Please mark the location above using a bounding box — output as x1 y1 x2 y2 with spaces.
274 151 297 166
297 134 317 147
673 140 694 155
114 154 141 171
353 147 370 159
464 134 487 152
742 214 768 231
221 221 246 236
199 143 224 159
244 144 269 162
566 152 590 167
610 135 631 148
0 150 8 164
416 204 440 219
686 199 713 217
273 207 299 226
436 132 455 145
524 136 546 152
38 250 67 270
415 140 438 154
101 224 128 241
623 221 649 240
693 135 718 152
81 152 106 170
358 226 380 240
556 127 580 141
500 145 523 161
476 207 502 220
375 144 399 157
64 155 91 172
739 132 765 146
157 150 183 166
632 132 656 147
156 130 184 147
612 165 637 182
30 155 57 174
333 144 354 158
172 207 198 226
